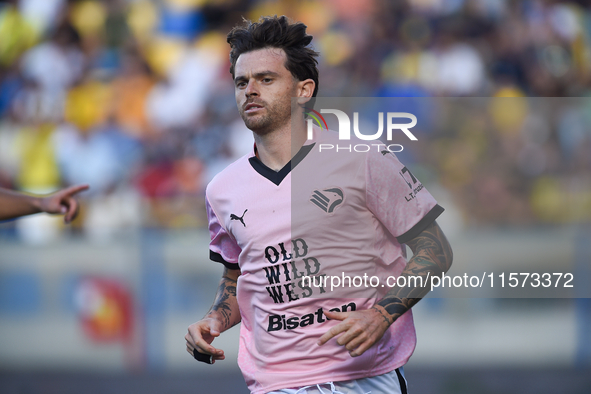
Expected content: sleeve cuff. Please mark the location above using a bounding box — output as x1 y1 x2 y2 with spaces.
396 204 445 244
210 250 240 270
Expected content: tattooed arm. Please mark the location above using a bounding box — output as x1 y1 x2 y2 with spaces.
185 267 241 363
319 220 452 357
205 267 242 329
373 220 453 323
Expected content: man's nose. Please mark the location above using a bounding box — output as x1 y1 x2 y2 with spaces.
245 80 258 97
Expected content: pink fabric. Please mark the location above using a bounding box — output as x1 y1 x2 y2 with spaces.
205 129 440 394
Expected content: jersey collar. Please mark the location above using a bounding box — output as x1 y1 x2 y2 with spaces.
248 143 315 186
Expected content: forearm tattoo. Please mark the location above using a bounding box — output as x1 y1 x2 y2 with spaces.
375 221 453 325
207 270 239 330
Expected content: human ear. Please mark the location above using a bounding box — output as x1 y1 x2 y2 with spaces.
296 79 315 105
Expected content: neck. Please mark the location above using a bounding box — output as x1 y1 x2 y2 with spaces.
253 118 307 171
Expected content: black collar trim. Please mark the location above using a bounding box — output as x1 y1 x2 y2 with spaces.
248 143 315 186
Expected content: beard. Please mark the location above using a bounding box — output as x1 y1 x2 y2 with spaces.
239 98 292 136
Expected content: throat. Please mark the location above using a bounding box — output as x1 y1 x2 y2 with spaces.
253 139 292 171
252 121 307 171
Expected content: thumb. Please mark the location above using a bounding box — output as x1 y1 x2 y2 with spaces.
323 310 350 321
209 320 222 336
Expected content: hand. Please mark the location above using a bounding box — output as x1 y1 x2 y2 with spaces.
39 184 89 224
317 307 391 357
185 316 225 364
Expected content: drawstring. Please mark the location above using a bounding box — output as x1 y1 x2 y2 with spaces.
293 382 371 394
294 382 345 394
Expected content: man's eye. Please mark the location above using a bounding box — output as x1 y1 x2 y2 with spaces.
236 82 246 88
262 78 272 83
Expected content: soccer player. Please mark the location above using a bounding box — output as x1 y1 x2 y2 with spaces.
0 184 89 223
185 16 453 394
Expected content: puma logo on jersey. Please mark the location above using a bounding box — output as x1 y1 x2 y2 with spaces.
230 209 248 227
310 188 344 213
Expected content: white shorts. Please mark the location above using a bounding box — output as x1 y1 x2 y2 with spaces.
265 367 408 394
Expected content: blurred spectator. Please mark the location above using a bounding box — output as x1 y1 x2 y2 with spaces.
20 21 83 94
112 48 155 139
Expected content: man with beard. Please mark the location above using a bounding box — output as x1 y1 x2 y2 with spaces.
185 16 452 394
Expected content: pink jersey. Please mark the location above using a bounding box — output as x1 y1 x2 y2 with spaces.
205 129 443 394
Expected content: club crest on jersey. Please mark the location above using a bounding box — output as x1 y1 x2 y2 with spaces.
310 188 344 213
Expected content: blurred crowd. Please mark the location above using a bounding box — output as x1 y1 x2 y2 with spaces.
1 0 590 241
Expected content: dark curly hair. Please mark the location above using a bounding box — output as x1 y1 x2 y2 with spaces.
227 15 319 98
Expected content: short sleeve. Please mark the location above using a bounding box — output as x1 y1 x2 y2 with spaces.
206 196 241 270
365 151 444 244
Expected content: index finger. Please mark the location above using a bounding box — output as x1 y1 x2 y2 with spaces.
60 184 90 197
317 321 349 346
